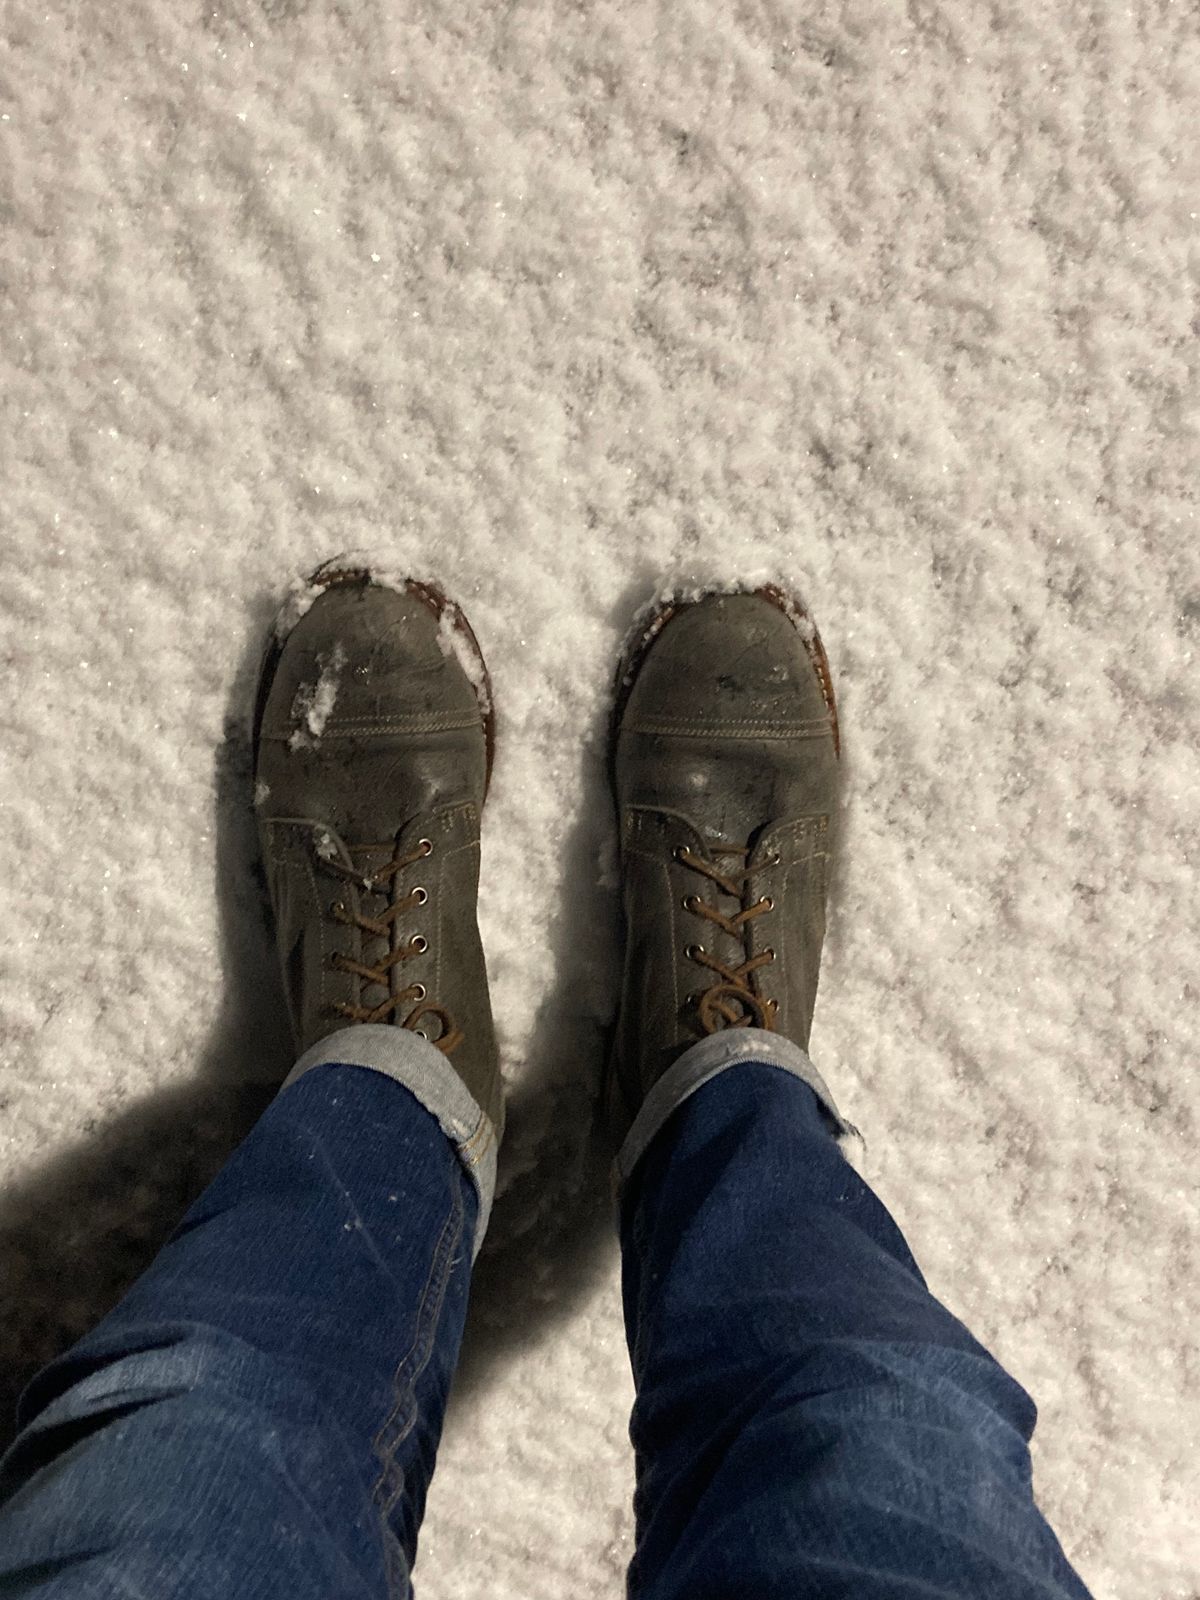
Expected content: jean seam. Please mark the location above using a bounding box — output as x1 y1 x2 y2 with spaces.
371 1176 463 1478
369 1169 466 1596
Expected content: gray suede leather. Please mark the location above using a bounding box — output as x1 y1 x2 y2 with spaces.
611 590 839 1129
254 578 503 1142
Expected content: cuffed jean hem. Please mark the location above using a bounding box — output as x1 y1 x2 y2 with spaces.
613 1028 864 1197
283 1023 498 1252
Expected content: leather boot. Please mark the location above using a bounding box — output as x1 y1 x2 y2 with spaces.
253 567 503 1140
609 587 839 1131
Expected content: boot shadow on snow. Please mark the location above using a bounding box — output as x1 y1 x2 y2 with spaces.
0 585 630 1449
450 571 657 1405
449 728 621 1408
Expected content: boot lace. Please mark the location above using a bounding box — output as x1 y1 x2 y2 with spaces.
676 843 779 1034
319 836 464 1054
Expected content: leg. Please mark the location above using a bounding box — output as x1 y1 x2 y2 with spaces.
2 572 505 1596
608 588 1094 1595
619 1057 1093 1600
0 1058 477 1599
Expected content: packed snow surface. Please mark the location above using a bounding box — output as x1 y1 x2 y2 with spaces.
1 2 1198 1596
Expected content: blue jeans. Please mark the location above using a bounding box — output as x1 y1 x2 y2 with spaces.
0 1055 1092 1599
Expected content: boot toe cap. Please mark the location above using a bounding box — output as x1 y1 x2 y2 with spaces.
623 590 831 733
263 579 482 739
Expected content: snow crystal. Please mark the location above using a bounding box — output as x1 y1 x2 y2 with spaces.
436 604 492 716
287 644 346 752
273 572 325 641
312 827 341 865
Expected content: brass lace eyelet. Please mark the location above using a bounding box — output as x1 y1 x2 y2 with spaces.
411 983 427 1001
673 844 688 863
759 896 775 911
686 943 705 961
417 838 434 857
412 886 428 905
764 947 777 962
329 900 344 917
411 934 429 954
682 894 700 912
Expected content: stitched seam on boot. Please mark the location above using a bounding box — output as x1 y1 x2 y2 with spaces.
314 713 480 728
432 811 481 1013
260 713 481 739
438 839 481 1010
622 719 830 740
775 852 791 1034
434 838 444 1013
665 857 680 1041
625 714 830 731
439 838 481 860
301 840 327 1015
624 844 675 867
435 802 480 839
763 819 825 1039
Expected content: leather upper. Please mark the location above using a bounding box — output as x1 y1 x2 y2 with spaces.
611 591 839 1124
253 579 502 1137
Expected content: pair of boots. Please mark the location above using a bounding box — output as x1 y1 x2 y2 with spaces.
253 567 839 1150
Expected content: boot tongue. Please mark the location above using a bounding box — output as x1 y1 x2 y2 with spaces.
313 823 414 885
675 754 786 848
345 840 406 984
348 840 398 885
311 826 402 1011
312 826 391 886
678 834 749 991
698 820 773 865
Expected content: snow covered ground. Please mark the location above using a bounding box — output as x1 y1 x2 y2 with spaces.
2 0 1198 1594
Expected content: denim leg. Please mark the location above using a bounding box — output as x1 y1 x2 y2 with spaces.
619 1061 1094 1600
0 1063 478 1600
